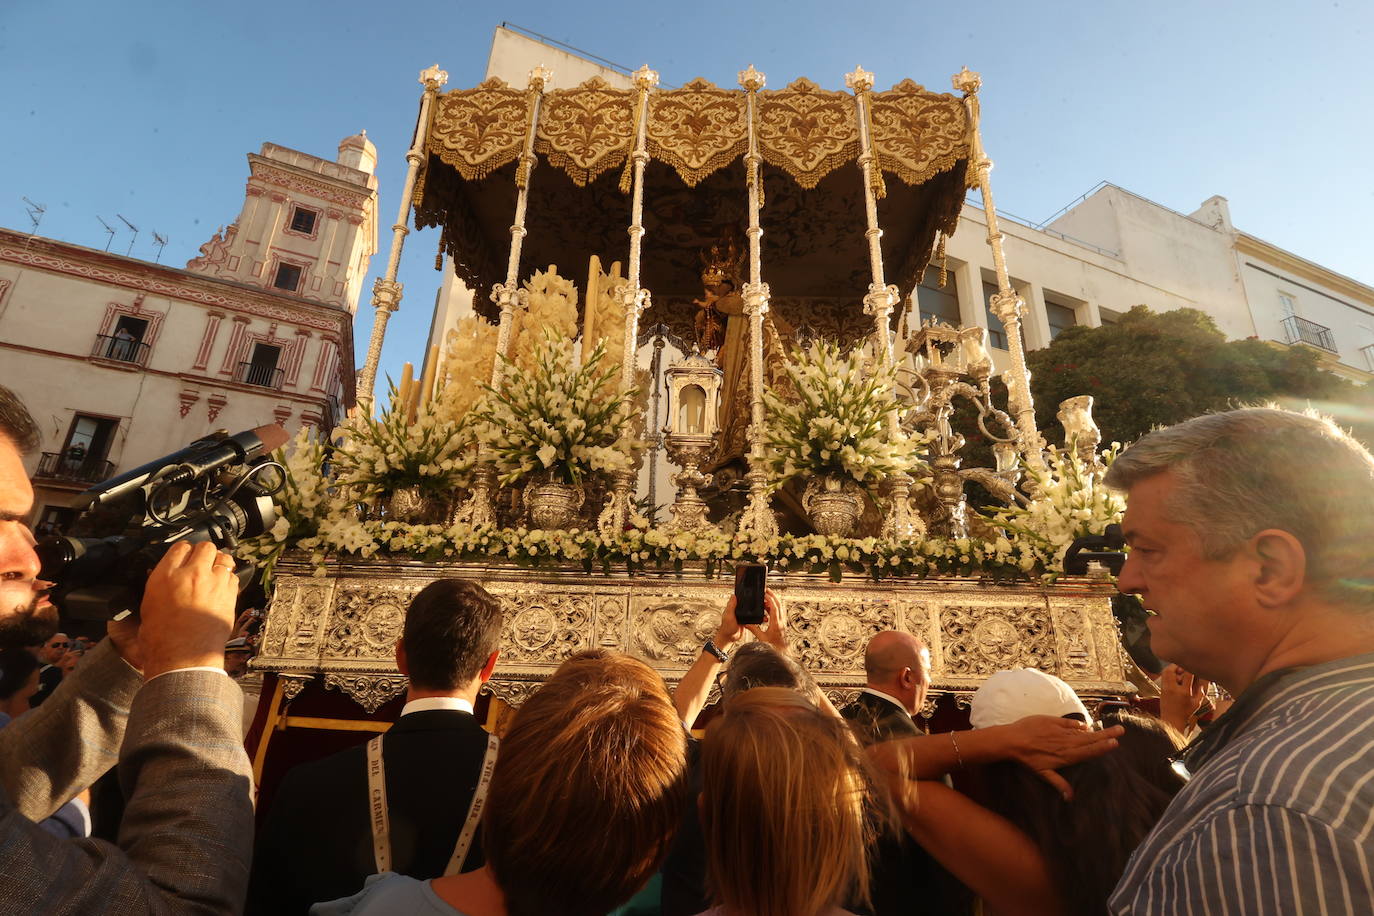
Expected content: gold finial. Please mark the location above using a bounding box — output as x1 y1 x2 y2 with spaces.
528 65 552 92
419 63 449 91
844 66 875 92
737 64 766 91
952 66 982 95
632 65 660 90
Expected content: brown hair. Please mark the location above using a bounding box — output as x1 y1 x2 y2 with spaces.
0 384 39 453
700 687 877 916
982 709 1185 916
720 642 827 709
483 651 689 916
401 579 503 690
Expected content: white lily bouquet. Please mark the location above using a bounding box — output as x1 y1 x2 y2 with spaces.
332 383 477 500
985 444 1124 574
763 340 920 490
473 332 640 486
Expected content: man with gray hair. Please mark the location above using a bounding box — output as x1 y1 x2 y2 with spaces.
1106 407 1374 913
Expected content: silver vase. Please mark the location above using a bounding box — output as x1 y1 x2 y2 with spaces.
803 475 864 537
523 480 585 530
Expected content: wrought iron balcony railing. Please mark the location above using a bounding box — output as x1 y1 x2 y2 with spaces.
234 361 285 390
35 451 116 485
1281 315 1337 353
91 334 151 366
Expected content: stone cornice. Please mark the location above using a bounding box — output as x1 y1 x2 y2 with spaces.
1236 233 1374 308
0 228 355 336
248 155 377 210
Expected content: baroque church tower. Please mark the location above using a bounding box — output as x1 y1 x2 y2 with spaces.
187 132 379 314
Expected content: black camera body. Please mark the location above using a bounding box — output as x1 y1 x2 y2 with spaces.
35 426 286 621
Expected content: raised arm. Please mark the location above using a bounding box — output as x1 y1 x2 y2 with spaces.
0 541 253 913
871 716 1122 799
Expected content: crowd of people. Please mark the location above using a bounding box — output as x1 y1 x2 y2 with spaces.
3 379 1374 915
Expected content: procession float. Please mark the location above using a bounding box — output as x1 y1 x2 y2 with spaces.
244 61 1135 783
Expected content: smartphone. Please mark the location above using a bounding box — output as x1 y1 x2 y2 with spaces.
734 563 767 625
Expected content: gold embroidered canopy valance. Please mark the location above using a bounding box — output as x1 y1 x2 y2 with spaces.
415 72 972 318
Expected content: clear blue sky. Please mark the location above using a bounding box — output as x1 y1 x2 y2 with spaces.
2 0 1370 396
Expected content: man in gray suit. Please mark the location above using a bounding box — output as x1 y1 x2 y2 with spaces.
0 384 254 913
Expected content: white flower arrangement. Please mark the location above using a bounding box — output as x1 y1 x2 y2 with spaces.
763 340 920 490
332 383 477 499
984 444 1125 574
473 331 640 486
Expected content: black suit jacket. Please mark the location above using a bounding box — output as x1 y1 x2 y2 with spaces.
841 690 921 744
841 693 973 916
248 709 490 915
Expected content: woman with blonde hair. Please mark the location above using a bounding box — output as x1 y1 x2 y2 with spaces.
314 651 690 916
695 687 882 916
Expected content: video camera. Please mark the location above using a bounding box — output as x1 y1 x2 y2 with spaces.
1063 523 1127 576
34 425 287 622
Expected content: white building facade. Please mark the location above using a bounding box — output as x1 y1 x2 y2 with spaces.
0 134 378 531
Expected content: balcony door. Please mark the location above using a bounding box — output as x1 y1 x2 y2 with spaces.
63 414 118 464
246 343 282 388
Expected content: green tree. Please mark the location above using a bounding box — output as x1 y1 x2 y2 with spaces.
1025 306 1374 448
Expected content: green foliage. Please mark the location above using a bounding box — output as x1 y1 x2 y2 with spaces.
1027 306 1374 447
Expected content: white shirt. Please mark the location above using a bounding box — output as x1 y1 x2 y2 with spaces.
399 696 474 717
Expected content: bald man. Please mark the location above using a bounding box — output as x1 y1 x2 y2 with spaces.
841 630 930 742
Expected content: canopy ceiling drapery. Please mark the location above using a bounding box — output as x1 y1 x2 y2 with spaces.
414 73 971 325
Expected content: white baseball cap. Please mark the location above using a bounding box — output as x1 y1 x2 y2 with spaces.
969 667 1092 729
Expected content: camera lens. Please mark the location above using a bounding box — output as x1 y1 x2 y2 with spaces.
34 536 81 582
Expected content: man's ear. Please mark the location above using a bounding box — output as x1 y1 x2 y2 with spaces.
478 649 499 684
395 640 409 677
1250 529 1307 608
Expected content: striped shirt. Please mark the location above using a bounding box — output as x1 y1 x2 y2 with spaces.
1110 651 1374 914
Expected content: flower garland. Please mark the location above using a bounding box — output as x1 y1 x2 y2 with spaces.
763 340 919 489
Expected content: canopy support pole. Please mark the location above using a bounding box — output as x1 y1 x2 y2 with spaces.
734 64 778 547
356 64 447 407
597 65 659 538
453 66 550 528
955 67 1046 473
848 66 921 539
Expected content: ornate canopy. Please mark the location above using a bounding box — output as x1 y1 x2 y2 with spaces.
413 74 971 325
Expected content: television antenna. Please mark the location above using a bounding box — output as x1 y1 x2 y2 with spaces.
96 216 117 252
151 231 168 264
116 214 139 256
21 197 46 235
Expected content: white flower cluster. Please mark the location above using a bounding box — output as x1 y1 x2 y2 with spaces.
474 332 639 486
986 445 1126 575
763 340 920 488
332 385 476 497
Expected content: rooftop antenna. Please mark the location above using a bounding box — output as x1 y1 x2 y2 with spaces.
151 231 168 264
21 197 46 236
116 213 139 256
96 216 116 252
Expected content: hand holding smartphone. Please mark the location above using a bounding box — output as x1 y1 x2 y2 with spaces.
734 563 767 625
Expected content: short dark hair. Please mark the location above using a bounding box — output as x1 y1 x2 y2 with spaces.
402 579 503 690
0 648 41 701
0 385 40 454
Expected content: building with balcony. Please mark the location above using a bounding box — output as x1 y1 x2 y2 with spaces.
0 133 378 531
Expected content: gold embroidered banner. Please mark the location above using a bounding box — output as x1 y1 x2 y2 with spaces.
757 78 860 189
646 77 748 187
533 76 635 187
427 77 530 181
870 79 968 187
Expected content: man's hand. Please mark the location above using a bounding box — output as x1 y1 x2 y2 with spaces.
745 588 787 652
137 541 240 680
1159 663 1209 735
999 715 1123 800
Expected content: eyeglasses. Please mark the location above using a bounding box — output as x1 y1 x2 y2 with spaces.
47 641 69 649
